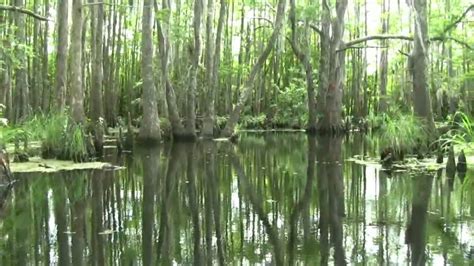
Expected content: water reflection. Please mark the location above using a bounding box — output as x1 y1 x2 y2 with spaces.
0 133 472 265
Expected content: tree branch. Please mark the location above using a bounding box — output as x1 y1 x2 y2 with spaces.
250 16 274 25
309 23 323 36
0 5 48 21
343 34 473 52
344 34 414 48
431 36 474 50
440 4 474 35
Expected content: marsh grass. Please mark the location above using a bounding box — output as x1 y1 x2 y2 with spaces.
379 113 428 159
3 112 95 162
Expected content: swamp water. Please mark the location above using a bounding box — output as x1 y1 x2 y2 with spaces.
0 133 472 265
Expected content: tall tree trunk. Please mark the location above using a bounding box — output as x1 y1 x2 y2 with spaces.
138 0 161 142
90 0 104 121
41 0 50 112
201 0 214 138
410 0 435 132
316 0 348 134
201 0 226 138
155 0 186 139
14 0 30 122
55 0 69 112
288 0 317 132
69 0 85 123
378 0 389 113
220 0 286 138
184 0 203 139
90 0 105 154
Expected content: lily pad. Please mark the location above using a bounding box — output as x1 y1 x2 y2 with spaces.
10 156 122 173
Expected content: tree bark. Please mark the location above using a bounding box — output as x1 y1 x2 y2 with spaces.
90 0 104 121
155 0 186 139
410 0 436 132
201 0 215 139
288 0 317 132
316 0 348 134
138 0 161 142
41 0 50 112
184 0 203 139
220 0 286 138
378 0 389 113
69 0 85 123
13 0 30 122
55 0 68 112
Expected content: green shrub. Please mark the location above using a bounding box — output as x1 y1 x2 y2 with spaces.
239 114 267 129
216 116 228 130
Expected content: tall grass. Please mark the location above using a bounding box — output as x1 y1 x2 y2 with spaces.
0 112 93 162
379 113 428 157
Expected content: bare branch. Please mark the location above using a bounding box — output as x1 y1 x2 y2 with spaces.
250 16 273 25
344 34 414 48
398 50 410 57
440 4 474 34
0 5 48 21
82 2 141 7
431 36 474 50
309 24 323 36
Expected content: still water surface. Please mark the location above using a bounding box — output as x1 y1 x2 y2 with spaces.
0 133 472 265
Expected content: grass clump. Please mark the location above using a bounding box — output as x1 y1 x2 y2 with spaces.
34 112 94 162
379 113 428 160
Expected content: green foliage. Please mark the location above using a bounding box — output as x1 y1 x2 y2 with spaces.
437 112 474 150
379 113 428 156
239 114 267 129
1 112 94 162
216 116 228 130
64 124 89 162
272 82 307 128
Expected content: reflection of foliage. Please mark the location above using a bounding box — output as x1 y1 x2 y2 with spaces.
0 134 472 264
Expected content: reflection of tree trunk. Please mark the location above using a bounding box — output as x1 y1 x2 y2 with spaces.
317 137 346 265
288 136 316 265
377 173 388 264
229 145 284 265
141 147 160 266
202 140 225 264
406 174 433 266
91 170 105 266
12 182 28 265
186 143 203 264
53 178 71 266
69 186 86 266
157 144 184 264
